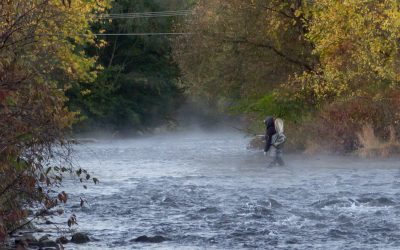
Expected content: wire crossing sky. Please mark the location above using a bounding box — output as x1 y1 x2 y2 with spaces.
96 10 192 19
94 33 193 36
93 10 193 35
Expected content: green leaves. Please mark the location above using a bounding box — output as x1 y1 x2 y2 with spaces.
66 0 186 132
10 157 29 171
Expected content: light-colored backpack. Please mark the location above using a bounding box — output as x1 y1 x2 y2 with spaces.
272 118 286 148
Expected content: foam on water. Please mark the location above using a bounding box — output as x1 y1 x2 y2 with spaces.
42 131 400 249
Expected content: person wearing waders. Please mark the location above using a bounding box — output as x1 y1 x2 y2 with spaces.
264 117 286 166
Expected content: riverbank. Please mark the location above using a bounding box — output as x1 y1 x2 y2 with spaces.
6 209 91 249
248 127 400 158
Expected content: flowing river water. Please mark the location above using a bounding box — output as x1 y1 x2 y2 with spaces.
46 130 400 249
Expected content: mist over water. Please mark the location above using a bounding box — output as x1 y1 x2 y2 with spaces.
52 130 400 249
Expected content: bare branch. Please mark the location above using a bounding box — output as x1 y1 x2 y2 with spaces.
217 36 314 71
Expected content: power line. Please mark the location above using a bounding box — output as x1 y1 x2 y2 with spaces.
96 10 193 19
97 14 190 19
102 10 192 16
92 10 194 36
94 33 193 36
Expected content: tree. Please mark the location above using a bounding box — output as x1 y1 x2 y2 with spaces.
67 0 193 133
296 0 400 152
173 0 316 101
0 0 109 240
303 0 400 100
173 0 400 152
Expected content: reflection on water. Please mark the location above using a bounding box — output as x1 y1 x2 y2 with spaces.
50 131 400 249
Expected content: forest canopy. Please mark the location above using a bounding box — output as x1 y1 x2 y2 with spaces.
67 0 194 133
173 0 400 153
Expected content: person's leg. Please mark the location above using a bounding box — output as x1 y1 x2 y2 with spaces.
277 156 284 166
269 157 277 167
276 150 284 166
267 148 277 167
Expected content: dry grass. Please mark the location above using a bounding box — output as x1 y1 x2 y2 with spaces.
356 125 400 158
304 140 324 155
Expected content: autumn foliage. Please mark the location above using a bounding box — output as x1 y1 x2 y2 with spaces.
173 0 400 155
0 0 109 241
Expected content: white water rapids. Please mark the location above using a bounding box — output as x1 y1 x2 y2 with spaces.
36 130 400 249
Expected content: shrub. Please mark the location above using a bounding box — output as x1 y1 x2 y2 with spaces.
304 91 400 155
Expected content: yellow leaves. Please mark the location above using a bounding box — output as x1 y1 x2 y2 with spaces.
304 0 400 100
80 89 91 96
96 39 108 49
96 64 104 71
294 9 302 18
1 0 111 84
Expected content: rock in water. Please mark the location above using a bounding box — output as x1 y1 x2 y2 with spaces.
45 220 54 225
40 239 59 248
286 238 299 244
38 235 49 242
71 232 90 244
15 234 38 247
56 236 69 244
133 235 169 243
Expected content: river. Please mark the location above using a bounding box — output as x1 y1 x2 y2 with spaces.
50 130 400 249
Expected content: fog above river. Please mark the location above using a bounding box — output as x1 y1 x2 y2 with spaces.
52 130 400 249
73 129 399 179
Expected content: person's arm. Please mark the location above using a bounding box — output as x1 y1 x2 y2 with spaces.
265 134 272 152
265 126 276 152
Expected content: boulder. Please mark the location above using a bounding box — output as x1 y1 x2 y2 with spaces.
36 209 53 216
286 238 299 244
69 138 98 144
15 234 38 246
39 235 49 242
56 236 69 244
133 235 169 243
45 220 54 225
39 239 59 248
71 232 90 244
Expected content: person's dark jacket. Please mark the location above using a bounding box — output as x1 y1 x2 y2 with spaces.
264 117 276 152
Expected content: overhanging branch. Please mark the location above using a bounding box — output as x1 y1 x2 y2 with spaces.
218 36 313 71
